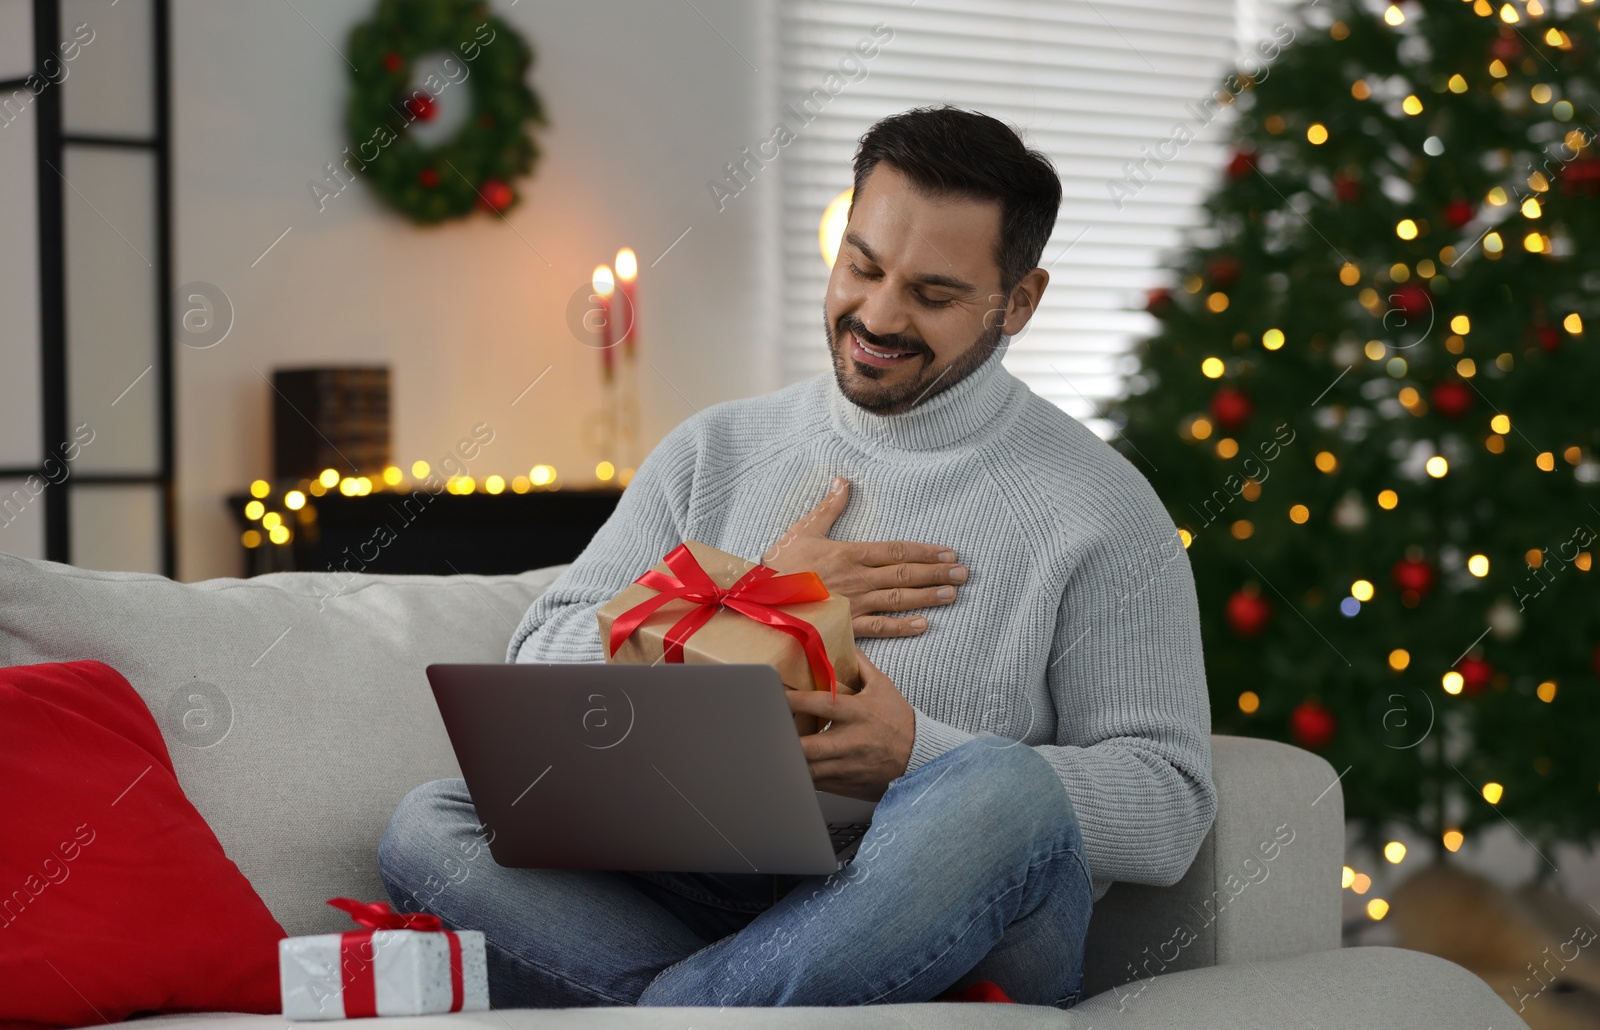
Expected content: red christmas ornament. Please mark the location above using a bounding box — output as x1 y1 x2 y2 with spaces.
1458 656 1494 696
404 92 438 122
1226 149 1257 179
1535 325 1561 353
1207 255 1242 290
1289 698 1337 750
1430 379 1473 419
477 178 514 212
1391 556 1435 596
1443 199 1475 228
382 51 405 74
1226 590 1273 638
1210 387 1254 432
1392 282 1432 320
1146 287 1174 317
1333 172 1362 203
418 167 440 189
1489 35 1521 62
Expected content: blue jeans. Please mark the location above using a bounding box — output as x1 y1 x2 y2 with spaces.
377 738 1093 1008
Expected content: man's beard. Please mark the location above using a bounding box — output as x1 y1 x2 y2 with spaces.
826 311 1004 415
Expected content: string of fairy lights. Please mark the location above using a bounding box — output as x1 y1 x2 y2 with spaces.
237 460 635 550
1154 0 1600 922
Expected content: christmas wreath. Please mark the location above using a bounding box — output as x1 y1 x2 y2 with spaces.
344 0 545 224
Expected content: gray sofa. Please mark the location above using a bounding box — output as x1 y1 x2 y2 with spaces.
0 551 1526 1029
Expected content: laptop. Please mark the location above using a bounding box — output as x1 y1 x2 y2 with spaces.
425 663 877 875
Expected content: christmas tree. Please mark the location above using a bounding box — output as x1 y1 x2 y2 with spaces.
1104 0 1600 868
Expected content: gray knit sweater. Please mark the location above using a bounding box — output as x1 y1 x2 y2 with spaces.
508 345 1217 900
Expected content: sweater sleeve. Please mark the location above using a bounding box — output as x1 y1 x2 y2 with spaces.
1032 484 1217 889
505 420 697 664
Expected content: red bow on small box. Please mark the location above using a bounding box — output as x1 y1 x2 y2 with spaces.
607 543 840 696
327 898 464 1017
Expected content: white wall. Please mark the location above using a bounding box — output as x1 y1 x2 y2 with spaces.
172 0 775 581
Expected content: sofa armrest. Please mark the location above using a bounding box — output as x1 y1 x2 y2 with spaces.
1081 734 1344 998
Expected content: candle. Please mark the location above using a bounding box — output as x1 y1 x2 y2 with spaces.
592 264 615 380
615 247 638 358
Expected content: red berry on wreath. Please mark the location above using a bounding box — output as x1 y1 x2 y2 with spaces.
1226 149 1257 179
1226 589 1272 638
382 51 404 74
1289 698 1336 750
404 92 438 122
478 178 514 212
1207 255 1242 290
1391 556 1435 596
1458 656 1493 696
418 167 440 189
1146 287 1173 317
1333 172 1361 203
1210 387 1253 431
1392 282 1432 320
1430 379 1473 419
1443 199 1474 228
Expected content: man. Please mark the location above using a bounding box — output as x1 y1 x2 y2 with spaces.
379 106 1215 1009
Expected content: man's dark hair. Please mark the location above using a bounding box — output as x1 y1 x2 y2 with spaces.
852 106 1062 294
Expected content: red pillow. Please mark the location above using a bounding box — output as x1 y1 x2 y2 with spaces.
0 661 285 1027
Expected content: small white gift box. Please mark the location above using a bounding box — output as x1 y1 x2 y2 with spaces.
279 899 489 1019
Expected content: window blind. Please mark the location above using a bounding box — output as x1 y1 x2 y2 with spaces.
774 0 1267 433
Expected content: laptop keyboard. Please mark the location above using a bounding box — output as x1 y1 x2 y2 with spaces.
827 822 869 852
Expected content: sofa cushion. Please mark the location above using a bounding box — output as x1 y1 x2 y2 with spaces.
0 552 566 937
0 660 284 1025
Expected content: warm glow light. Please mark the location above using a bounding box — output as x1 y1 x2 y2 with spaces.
1524 232 1545 253
1377 489 1399 510
1426 456 1449 478
1307 123 1329 144
819 188 853 268
250 479 271 499
1191 418 1214 440
1442 671 1464 694
1351 873 1372 895
319 468 341 488
1352 579 1374 602
1565 313 1584 334
1238 690 1260 714
530 464 555 486
262 511 283 530
1530 84 1553 104
1536 451 1556 471
1216 438 1239 459
1339 263 1361 286
1384 841 1407 864
592 265 615 297
356 476 372 496
511 475 531 494
1367 898 1390 920
339 477 358 496
1396 219 1419 240
1231 520 1254 540
1201 357 1225 378
269 524 291 545
241 529 262 549
1443 830 1464 852
1484 232 1503 254
485 474 505 495
1457 358 1477 378
1482 782 1504 804
383 465 403 486
1315 451 1338 473
596 461 616 481
1289 504 1310 524
1490 414 1510 434
1467 553 1490 577
245 500 265 521
1522 197 1542 219
1383 3 1405 23
1451 315 1471 334
285 490 306 511
1448 73 1468 93
1178 527 1194 548
1206 292 1230 313
1537 680 1558 703
1499 3 1519 22
1389 648 1411 671
1341 866 1355 889
1401 94 1423 115
411 460 430 479
615 247 638 282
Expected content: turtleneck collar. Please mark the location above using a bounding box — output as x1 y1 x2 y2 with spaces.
824 340 1023 453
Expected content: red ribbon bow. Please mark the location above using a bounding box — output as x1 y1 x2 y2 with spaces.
608 544 839 696
326 898 463 1018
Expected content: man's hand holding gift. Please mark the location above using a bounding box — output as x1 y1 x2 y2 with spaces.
762 477 968 639
788 648 915 802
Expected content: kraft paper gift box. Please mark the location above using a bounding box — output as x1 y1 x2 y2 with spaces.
280 899 489 1020
597 540 860 735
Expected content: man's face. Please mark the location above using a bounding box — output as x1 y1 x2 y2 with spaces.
824 163 1008 415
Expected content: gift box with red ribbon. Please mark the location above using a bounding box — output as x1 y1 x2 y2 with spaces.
597 540 860 734
279 898 488 1019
